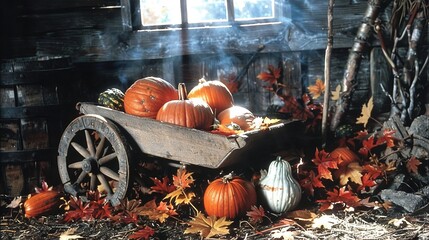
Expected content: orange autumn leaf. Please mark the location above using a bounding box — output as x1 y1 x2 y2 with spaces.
407 156 421 174
357 173 377 193
356 97 373 127
172 168 194 189
257 65 281 84
307 78 325 99
317 187 361 211
335 162 363 186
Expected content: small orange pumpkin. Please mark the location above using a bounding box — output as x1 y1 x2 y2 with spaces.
330 147 359 167
24 191 63 218
203 173 256 219
188 78 234 115
156 83 214 130
124 77 178 118
217 106 255 131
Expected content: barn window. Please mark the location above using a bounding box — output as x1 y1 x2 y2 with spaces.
134 0 285 29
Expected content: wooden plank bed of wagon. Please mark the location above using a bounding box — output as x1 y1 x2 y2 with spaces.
57 102 302 205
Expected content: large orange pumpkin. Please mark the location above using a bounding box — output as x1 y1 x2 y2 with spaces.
24 191 63 218
124 77 178 118
187 78 234 115
156 83 214 130
203 173 257 219
217 106 255 131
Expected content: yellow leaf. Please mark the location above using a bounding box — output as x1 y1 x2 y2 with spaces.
184 212 233 238
331 85 341 100
307 79 325 99
335 162 363 186
356 97 373 127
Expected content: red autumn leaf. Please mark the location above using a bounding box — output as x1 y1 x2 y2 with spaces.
377 129 396 148
128 226 155 240
362 164 382 180
312 148 338 180
307 78 325 99
407 156 421 174
317 187 361 211
150 176 176 195
257 64 281 84
358 136 378 157
64 196 94 222
246 205 266 224
357 173 377 193
34 180 53 193
299 170 324 196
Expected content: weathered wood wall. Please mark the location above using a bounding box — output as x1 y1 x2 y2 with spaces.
1 0 428 112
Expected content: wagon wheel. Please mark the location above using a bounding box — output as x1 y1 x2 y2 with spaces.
58 114 132 206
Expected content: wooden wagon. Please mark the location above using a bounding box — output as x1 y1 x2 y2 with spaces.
57 102 301 205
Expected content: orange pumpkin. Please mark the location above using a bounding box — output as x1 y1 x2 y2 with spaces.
217 106 255 131
203 173 256 219
330 147 359 167
24 191 63 218
188 78 234 115
124 77 178 118
156 83 214 130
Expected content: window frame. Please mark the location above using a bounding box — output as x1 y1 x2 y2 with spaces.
130 0 288 30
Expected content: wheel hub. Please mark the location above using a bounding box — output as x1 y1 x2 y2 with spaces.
82 157 99 174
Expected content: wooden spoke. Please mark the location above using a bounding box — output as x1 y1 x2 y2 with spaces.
98 152 117 165
85 130 96 157
68 162 82 169
97 174 112 195
100 166 120 181
75 171 87 185
95 136 106 159
90 173 97 191
71 142 91 158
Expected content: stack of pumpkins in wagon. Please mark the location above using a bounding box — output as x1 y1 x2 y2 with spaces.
100 76 302 218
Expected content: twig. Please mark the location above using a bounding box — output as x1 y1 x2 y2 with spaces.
322 0 334 146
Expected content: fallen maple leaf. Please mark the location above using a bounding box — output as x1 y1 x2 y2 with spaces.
317 187 361 211
285 209 317 223
35 180 53 193
150 176 176 195
299 170 324 196
357 173 377 193
246 205 266 224
184 212 233 238
406 156 421 174
311 215 340 229
128 226 155 240
331 84 341 100
307 78 325 99
335 162 363 186
312 148 338 180
6 196 22 209
59 227 83 240
356 97 373 127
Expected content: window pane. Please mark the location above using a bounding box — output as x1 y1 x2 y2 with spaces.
140 0 181 25
187 0 227 23
234 0 274 20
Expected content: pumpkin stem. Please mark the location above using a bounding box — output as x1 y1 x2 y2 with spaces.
178 83 188 101
276 156 283 161
222 171 235 183
198 78 207 84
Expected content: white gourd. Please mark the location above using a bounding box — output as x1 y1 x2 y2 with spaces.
258 156 301 213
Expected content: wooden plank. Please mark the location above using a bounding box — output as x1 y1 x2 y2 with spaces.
21 0 120 12
18 8 122 35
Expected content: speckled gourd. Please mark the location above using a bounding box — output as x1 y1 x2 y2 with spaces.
258 156 301 214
